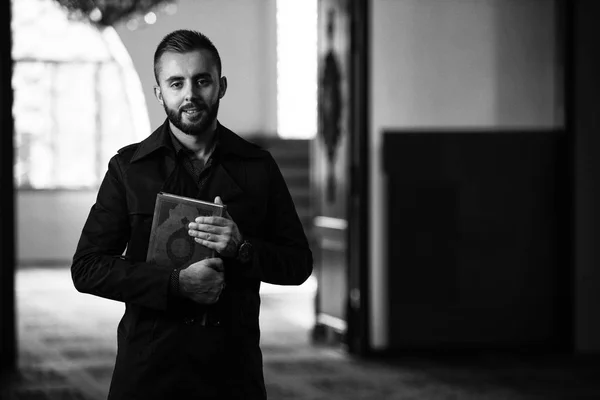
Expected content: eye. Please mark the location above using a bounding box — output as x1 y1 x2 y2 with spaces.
170 81 183 89
198 78 212 86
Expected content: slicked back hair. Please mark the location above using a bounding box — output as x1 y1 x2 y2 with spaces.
153 29 222 83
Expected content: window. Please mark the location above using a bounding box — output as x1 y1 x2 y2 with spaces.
11 0 150 189
276 0 318 139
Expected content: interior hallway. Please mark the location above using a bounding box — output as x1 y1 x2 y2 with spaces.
1 267 599 400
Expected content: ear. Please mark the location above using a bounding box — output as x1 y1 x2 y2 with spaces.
153 85 164 105
218 76 228 99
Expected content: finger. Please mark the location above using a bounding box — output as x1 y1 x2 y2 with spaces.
214 196 232 220
187 229 213 241
194 237 218 249
204 257 224 272
194 216 229 226
201 231 220 242
194 238 228 255
188 223 223 234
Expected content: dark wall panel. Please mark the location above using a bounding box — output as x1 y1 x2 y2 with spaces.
383 130 569 350
571 0 600 352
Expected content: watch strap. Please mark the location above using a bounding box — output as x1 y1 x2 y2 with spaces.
237 240 253 264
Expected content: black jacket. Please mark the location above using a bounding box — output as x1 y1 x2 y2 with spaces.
72 120 313 399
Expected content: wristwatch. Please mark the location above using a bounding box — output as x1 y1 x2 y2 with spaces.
237 240 253 264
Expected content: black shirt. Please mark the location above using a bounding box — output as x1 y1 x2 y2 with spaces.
168 128 219 193
167 127 220 298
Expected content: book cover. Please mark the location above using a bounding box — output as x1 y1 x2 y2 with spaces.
146 192 226 269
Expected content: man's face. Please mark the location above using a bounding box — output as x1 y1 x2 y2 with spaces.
154 49 226 137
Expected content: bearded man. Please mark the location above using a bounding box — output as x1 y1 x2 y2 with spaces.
72 29 313 400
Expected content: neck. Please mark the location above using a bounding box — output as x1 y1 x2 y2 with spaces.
170 120 218 160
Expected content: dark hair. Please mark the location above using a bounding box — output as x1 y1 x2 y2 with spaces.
153 29 222 83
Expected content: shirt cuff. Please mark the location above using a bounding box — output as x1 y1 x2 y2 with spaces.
168 268 181 297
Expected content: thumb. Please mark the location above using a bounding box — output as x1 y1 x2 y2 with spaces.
205 257 225 273
215 196 231 219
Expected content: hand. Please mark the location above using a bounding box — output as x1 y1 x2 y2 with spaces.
188 196 243 258
179 258 225 305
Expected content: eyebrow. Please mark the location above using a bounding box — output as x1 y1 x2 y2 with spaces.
164 73 213 84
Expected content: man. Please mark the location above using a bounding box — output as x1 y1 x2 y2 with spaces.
72 29 313 399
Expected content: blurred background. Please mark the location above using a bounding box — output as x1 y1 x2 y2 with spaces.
2 0 600 399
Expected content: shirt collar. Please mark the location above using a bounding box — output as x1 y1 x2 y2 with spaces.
168 124 220 161
130 119 267 163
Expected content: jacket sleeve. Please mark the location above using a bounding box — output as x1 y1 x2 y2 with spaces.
238 155 313 286
71 155 172 310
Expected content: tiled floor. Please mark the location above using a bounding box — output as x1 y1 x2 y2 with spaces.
3 267 600 399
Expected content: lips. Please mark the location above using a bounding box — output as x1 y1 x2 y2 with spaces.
181 103 205 112
180 107 205 120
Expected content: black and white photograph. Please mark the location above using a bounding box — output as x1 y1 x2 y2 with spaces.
2 0 600 399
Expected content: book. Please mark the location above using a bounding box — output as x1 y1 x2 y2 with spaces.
146 192 226 269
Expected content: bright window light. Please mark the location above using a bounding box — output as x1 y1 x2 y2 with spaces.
11 0 150 189
276 0 318 139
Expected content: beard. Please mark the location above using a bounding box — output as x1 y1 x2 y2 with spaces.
164 99 220 137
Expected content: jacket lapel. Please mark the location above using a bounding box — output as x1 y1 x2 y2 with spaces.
204 163 244 205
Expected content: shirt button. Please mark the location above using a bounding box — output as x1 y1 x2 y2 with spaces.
184 317 195 325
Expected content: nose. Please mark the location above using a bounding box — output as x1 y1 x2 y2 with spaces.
183 82 200 101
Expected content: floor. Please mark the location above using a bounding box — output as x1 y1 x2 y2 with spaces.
2 267 600 400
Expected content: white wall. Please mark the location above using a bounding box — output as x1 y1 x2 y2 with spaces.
369 0 559 349
17 191 97 265
114 0 278 137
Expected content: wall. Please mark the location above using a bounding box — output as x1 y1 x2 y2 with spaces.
114 0 278 136
573 1 600 353
369 0 560 350
17 191 97 265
